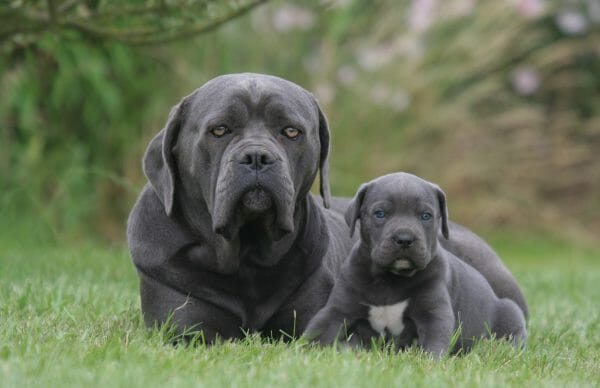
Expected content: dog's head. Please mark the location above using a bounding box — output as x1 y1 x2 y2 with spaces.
345 173 449 277
143 73 331 269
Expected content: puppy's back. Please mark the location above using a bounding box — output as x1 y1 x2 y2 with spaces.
444 249 527 347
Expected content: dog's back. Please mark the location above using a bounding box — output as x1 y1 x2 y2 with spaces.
442 248 527 350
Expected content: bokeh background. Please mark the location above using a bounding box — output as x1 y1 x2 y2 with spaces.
1 0 599 245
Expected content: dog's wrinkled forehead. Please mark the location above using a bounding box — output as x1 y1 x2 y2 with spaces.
367 173 437 210
187 73 318 126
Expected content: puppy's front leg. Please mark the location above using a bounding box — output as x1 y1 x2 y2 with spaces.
413 291 455 358
303 307 354 346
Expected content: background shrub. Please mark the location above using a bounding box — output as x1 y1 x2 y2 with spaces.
1 0 598 242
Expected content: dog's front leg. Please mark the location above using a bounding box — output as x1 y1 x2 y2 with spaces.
303 306 356 346
412 290 455 358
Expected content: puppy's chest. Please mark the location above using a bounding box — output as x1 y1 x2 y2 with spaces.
367 299 410 337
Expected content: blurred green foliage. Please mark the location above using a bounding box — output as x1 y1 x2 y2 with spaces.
1 0 599 243
0 0 265 240
1 33 155 239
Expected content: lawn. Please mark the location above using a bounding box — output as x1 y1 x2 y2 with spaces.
1 232 599 387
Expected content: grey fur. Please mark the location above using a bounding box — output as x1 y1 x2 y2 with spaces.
304 172 527 356
128 73 350 341
128 73 527 342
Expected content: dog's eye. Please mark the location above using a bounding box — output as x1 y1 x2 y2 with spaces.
210 125 230 138
421 212 433 221
281 127 302 139
374 209 386 219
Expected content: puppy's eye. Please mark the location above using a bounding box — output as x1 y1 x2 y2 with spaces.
374 209 386 219
281 127 302 139
421 212 433 221
210 125 230 138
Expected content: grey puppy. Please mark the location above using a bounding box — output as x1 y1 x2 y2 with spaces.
127 73 527 342
304 173 527 356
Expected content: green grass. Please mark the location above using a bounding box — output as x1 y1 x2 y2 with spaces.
1 233 599 387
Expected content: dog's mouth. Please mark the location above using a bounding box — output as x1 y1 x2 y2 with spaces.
211 151 297 242
213 183 294 241
388 259 418 277
371 257 420 278
389 268 418 277
242 187 273 213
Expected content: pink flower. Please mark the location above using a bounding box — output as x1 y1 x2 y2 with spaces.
272 4 315 32
516 0 546 19
511 67 540 96
448 0 475 18
555 10 588 35
408 0 437 33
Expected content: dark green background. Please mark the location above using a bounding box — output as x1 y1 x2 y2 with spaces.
1 0 598 245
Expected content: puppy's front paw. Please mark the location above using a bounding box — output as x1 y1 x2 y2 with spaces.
303 323 350 347
424 347 447 360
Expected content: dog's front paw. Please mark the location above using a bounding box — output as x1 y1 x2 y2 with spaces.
303 323 350 347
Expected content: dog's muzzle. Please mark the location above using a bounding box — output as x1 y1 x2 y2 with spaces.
242 187 273 212
389 259 418 277
212 143 295 240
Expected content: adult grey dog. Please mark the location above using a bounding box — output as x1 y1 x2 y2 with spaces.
127 73 351 341
304 173 527 356
127 73 527 342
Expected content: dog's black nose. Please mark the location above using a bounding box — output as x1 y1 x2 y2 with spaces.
393 233 414 248
239 151 274 171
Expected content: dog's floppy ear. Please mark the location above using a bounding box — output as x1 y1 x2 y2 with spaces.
345 183 369 237
432 184 450 240
142 102 185 217
316 103 332 209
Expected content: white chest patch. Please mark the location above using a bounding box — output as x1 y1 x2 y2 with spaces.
368 300 410 336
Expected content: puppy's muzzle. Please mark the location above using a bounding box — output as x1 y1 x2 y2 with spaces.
372 230 423 277
389 259 417 277
392 232 415 249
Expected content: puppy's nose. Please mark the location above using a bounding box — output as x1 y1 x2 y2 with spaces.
393 232 415 248
239 151 274 171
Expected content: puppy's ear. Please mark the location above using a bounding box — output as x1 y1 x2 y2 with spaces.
432 184 450 240
316 102 332 209
143 101 186 216
345 183 369 237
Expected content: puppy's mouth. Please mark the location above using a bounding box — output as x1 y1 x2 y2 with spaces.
388 259 418 277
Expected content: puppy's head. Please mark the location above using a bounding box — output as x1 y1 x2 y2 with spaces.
345 172 449 277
